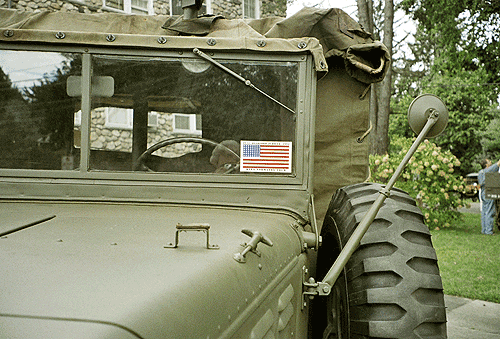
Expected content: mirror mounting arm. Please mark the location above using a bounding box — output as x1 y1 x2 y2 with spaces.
304 98 446 299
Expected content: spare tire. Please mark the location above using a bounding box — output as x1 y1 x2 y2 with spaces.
312 182 447 339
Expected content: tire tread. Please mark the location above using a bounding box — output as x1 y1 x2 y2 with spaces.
323 182 447 339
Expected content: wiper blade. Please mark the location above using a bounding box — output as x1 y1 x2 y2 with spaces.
192 48 296 114
0 215 56 237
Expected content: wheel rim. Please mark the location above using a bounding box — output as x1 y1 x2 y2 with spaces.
323 275 349 339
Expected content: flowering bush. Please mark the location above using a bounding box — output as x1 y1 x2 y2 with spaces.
369 137 468 229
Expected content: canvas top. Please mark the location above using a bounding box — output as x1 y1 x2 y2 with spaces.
0 7 390 84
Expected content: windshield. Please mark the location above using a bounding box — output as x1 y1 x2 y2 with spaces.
0 50 299 176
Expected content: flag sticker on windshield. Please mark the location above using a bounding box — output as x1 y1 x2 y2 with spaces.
240 141 292 173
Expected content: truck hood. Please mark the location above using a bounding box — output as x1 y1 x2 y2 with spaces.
0 201 302 339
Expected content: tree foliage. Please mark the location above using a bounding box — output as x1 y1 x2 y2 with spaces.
391 67 499 174
23 56 80 154
393 0 500 175
479 115 500 168
0 67 33 168
400 0 500 85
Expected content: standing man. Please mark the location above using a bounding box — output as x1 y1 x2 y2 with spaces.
478 158 500 235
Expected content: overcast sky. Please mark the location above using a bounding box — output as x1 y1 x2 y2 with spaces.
0 50 67 90
286 0 358 18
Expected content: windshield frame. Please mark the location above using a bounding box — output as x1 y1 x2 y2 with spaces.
0 42 315 188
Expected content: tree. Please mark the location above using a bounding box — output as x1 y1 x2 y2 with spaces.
24 57 80 155
357 0 395 155
0 67 31 168
398 0 500 174
401 0 500 87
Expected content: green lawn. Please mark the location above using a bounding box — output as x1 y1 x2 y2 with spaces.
430 213 500 303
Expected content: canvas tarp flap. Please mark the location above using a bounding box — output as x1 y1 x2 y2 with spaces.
0 7 390 84
313 62 372 221
164 7 390 84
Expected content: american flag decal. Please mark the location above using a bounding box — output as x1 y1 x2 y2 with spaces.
240 141 292 173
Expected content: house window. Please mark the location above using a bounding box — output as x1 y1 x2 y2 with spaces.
170 0 210 15
74 110 82 127
148 111 159 127
103 0 153 14
243 0 259 19
103 107 158 129
105 107 134 129
104 0 124 11
172 113 202 136
131 0 151 14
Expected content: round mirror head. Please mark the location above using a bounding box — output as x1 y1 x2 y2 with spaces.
407 94 448 138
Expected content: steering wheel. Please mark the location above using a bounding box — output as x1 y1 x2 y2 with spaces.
133 137 240 173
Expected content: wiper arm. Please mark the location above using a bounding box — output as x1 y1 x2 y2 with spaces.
0 215 56 237
192 48 296 114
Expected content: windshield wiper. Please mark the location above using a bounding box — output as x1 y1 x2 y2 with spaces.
192 48 296 114
0 215 56 237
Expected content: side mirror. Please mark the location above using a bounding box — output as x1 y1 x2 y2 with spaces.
407 94 448 138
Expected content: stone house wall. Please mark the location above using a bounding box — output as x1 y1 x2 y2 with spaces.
1 0 285 18
85 108 200 157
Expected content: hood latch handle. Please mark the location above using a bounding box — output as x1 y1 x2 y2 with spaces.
233 229 273 263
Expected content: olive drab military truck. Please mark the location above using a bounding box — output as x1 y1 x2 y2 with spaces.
0 1 447 338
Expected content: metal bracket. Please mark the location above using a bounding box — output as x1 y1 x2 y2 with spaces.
309 195 321 251
301 266 331 309
164 223 219 250
304 279 331 296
